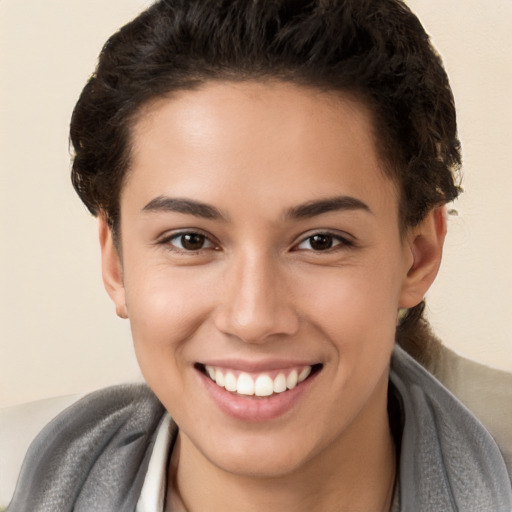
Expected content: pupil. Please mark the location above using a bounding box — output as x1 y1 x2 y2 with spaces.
182 234 205 250
310 234 333 251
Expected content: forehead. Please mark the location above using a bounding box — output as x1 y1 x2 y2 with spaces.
124 81 398 217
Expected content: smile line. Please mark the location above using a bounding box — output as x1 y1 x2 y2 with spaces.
197 363 322 398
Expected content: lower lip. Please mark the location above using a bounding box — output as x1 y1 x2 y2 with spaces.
198 369 319 422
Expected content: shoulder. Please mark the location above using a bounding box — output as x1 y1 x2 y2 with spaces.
432 345 512 472
24 383 164 460
390 346 512 510
0 393 84 509
7 384 166 511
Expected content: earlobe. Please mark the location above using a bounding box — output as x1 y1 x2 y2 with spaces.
399 206 447 309
98 216 128 319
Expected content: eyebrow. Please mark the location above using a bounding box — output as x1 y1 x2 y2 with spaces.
142 196 226 220
141 194 371 221
285 196 372 220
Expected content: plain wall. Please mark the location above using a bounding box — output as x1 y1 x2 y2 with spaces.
1 0 511 408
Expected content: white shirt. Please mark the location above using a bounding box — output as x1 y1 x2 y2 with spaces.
136 413 173 512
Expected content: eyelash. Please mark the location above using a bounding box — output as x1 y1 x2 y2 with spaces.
158 230 353 254
159 231 218 253
293 232 353 252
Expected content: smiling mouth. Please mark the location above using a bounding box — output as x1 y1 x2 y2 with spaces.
196 363 323 398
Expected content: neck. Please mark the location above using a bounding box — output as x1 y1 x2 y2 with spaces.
168 378 396 512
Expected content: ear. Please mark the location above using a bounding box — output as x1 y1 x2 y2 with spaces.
399 206 447 309
98 215 128 319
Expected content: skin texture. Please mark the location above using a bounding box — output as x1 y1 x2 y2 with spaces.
99 81 446 511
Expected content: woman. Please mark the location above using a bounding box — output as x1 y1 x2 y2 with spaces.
7 0 512 510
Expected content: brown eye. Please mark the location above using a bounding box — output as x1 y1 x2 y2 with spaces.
308 234 334 251
168 232 214 251
295 232 350 252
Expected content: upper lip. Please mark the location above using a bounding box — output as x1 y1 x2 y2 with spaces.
197 358 321 373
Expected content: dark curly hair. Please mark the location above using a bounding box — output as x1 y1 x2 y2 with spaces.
70 0 461 366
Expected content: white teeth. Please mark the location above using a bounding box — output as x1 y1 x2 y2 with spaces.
206 365 216 380
298 366 311 383
237 373 255 395
286 369 298 389
225 372 237 392
205 365 313 396
215 368 225 387
254 375 274 397
273 373 287 393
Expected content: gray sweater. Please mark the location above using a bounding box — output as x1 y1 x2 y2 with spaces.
7 346 512 511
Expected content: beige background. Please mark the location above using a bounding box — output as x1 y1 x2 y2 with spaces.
1 0 511 408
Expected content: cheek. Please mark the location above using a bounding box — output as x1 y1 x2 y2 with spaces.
295 257 403 373
300 262 401 332
124 265 217 369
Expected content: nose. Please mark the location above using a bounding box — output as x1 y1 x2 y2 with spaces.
213 252 300 344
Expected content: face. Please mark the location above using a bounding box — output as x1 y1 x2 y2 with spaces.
101 81 439 479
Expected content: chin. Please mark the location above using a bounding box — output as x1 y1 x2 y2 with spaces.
196 428 322 479
213 450 312 479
